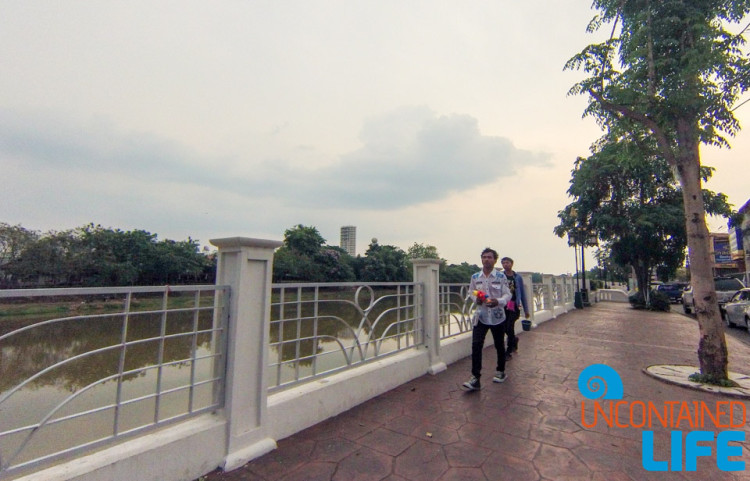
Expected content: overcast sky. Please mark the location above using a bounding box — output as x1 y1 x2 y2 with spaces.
2 1 748 275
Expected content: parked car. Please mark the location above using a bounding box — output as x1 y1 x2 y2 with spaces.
724 288 750 328
682 277 745 314
656 282 688 303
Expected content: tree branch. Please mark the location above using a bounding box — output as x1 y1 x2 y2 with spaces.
587 88 677 167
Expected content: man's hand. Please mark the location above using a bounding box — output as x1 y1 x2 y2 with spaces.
485 298 498 308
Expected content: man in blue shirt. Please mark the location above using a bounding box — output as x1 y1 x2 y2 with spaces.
462 247 512 391
499 256 530 360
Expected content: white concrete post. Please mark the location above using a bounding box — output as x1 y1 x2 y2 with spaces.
411 259 446 375
554 276 563 307
562 275 574 308
518 272 534 321
542 274 554 317
210 237 283 471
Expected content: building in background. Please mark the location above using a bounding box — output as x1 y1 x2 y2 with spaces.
732 199 750 283
686 231 739 277
340 226 356 256
711 232 736 277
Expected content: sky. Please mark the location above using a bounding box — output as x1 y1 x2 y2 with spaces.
1 1 748 276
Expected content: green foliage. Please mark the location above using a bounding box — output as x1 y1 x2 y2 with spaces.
627 289 670 311
273 225 356 282
555 129 734 295
565 0 750 379
0 223 214 287
649 290 671 312
628 291 647 309
406 242 441 260
441 262 480 283
358 241 411 282
688 372 740 388
283 224 326 256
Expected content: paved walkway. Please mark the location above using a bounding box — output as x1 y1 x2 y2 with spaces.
199 302 750 481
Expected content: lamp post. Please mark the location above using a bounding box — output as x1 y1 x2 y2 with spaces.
580 241 588 305
568 232 583 308
568 230 598 308
579 231 598 306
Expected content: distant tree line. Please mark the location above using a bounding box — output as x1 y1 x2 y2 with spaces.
272 224 538 284
0 223 215 288
1 222 542 288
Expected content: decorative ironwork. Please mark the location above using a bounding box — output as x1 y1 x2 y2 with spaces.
0 285 229 478
268 282 422 392
438 284 476 339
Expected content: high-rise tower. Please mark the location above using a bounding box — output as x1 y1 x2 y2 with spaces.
340 226 356 256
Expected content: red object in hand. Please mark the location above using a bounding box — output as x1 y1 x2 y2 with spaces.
473 289 488 303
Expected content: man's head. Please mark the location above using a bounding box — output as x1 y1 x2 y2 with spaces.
501 257 514 271
481 248 498 271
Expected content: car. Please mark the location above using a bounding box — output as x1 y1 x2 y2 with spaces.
723 288 750 328
656 282 688 303
682 277 745 314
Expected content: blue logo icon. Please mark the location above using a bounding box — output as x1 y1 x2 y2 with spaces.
577 364 623 399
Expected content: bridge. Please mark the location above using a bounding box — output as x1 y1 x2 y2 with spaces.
6 237 742 481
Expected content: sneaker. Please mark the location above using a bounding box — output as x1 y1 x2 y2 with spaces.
462 375 481 391
493 371 507 383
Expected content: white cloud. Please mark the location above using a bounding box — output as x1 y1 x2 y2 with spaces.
1 1 747 274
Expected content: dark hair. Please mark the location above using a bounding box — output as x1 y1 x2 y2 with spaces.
501 256 513 264
481 247 498 259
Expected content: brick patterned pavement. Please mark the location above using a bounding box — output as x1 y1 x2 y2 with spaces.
198 302 750 481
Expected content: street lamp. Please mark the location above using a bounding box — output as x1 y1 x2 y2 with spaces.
568 232 583 308
568 230 598 308
580 232 598 306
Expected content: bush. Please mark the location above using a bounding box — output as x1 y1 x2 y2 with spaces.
648 290 670 312
628 290 670 311
628 291 646 309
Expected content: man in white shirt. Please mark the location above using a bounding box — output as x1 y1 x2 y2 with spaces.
462 247 512 391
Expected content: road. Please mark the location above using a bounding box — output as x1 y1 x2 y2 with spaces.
678 305 750 346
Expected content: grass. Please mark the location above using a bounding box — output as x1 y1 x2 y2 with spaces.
688 372 740 388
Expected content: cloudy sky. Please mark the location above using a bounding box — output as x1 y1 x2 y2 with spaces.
2 2 748 275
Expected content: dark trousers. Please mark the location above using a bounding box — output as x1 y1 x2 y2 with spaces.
471 321 506 378
505 308 520 351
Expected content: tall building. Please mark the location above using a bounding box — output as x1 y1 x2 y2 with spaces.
340 226 356 256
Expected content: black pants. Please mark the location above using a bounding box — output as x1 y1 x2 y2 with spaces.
471 321 506 378
505 308 520 351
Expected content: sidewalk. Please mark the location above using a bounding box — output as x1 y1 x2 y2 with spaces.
199 302 750 481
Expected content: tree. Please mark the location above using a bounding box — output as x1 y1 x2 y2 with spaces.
0 223 39 288
283 224 326 257
565 0 750 381
2 223 213 287
273 225 355 282
441 262 480 283
555 132 733 304
359 240 411 282
406 243 441 260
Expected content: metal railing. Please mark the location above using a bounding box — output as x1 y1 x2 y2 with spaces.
0 285 229 478
438 284 475 339
268 282 422 392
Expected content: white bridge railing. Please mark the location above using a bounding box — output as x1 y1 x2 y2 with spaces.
2 237 578 481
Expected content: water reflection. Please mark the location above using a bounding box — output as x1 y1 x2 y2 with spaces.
0 291 223 471
268 285 421 389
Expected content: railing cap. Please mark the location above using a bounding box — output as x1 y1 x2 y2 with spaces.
210 237 283 250
410 258 442 266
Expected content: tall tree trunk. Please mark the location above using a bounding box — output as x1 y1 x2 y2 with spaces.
675 118 728 379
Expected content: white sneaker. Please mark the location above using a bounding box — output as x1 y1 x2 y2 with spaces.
492 371 507 383
462 375 481 390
